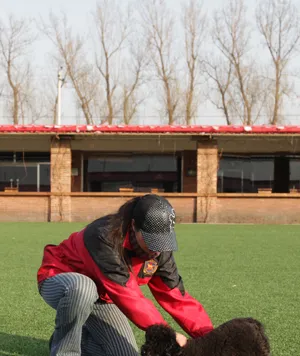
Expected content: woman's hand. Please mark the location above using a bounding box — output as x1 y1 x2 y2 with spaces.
175 332 187 347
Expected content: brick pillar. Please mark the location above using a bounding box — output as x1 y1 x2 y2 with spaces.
196 140 218 223
50 138 72 222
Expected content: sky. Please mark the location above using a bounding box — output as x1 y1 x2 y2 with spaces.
0 0 300 126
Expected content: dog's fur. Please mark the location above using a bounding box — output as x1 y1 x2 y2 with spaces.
141 317 271 356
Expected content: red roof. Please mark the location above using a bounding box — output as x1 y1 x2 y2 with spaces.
1 124 300 134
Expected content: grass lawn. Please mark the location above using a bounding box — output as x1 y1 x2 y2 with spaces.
0 222 299 356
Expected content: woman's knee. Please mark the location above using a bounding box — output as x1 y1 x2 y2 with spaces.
66 274 98 304
40 273 98 313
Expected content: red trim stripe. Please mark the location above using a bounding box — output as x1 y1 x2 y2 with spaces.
1 124 300 134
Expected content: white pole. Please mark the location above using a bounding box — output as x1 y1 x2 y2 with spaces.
57 68 63 125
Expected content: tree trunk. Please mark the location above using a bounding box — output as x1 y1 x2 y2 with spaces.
221 92 231 125
166 84 174 125
7 63 19 124
272 62 280 125
235 62 252 125
13 88 19 125
186 73 194 125
82 101 92 125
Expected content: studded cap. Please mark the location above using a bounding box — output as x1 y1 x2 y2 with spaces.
132 194 178 252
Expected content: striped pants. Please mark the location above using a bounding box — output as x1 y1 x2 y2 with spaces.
39 272 139 356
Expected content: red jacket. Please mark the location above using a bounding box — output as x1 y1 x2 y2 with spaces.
37 216 213 338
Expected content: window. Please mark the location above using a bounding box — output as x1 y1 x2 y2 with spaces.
218 155 300 193
86 156 178 173
84 155 180 193
0 166 35 191
0 152 50 192
149 156 177 172
0 152 15 161
218 156 274 193
251 158 274 191
38 164 51 192
289 157 300 190
218 157 250 193
15 152 50 162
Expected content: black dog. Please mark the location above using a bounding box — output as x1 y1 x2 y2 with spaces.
141 317 271 356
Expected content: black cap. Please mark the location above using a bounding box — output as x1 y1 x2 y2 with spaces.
132 194 178 252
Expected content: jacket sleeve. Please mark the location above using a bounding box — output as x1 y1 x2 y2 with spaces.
148 252 214 338
83 227 167 331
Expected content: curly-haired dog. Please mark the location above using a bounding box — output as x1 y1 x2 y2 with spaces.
141 317 271 356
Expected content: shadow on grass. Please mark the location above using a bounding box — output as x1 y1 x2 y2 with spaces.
0 332 48 356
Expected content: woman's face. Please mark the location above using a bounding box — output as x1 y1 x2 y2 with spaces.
132 220 161 259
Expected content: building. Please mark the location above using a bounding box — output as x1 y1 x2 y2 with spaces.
1 124 300 224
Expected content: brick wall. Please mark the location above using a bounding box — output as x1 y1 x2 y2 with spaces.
71 195 300 224
216 197 300 224
196 140 218 194
71 196 197 223
1 194 300 224
196 140 218 223
0 195 50 222
50 138 72 222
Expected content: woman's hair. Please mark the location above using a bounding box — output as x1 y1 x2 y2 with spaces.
107 196 141 261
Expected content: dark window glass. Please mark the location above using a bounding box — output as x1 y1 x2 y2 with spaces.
0 152 50 163
0 152 14 161
251 158 274 191
149 156 177 172
85 155 179 192
0 166 37 191
218 156 274 193
16 152 50 162
0 151 50 192
289 158 300 190
87 155 177 173
39 164 51 192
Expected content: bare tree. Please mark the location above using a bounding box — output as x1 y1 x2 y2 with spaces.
203 55 233 124
213 0 263 125
142 0 180 125
121 42 147 124
40 13 99 125
182 0 206 125
121 85 139 125
94 0 130 124
256 0 300 125
19 70 48 124
120 25 150 125
0 15 35 124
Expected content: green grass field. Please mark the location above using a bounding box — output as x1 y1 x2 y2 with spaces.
0 223 299 356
